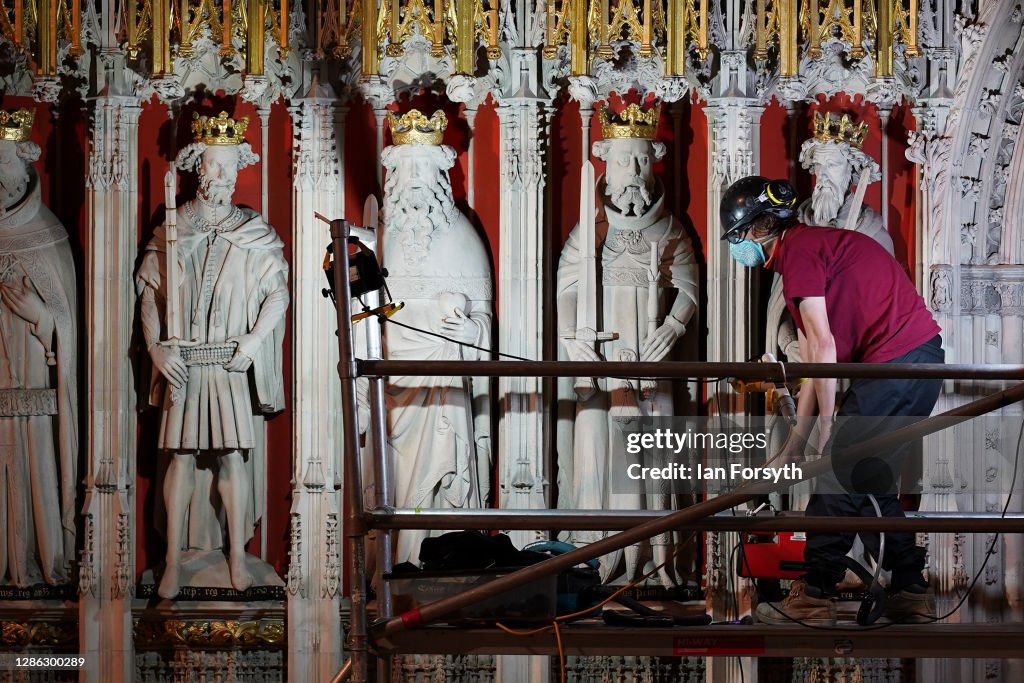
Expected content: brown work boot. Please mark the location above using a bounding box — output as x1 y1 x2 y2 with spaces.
882 585 936 624
754 579 837 626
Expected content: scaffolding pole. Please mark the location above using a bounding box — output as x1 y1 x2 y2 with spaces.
331 289 1024 679
331 219 370 683
359 358 1024 382
366 508 1024 533
366 381 1024 640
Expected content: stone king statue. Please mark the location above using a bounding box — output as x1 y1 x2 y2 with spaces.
137 112 289 599
0 109 78 587
767 111 894 362
557 104 698 587
379 110 493 566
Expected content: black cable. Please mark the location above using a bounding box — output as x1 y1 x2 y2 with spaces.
926 410 1023 622
372 312 726 384
377 314 533 361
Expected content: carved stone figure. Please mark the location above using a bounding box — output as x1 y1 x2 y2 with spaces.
768 112 894 362
0 109 77 587
556 104 698 586
380 110 493 566
137 112 289 599
931 267 953 312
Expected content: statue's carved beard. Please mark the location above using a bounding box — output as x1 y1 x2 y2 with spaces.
199 175 234 206
385 184 453 262
811 177 845 224
0 172 27 212
606 177 653 217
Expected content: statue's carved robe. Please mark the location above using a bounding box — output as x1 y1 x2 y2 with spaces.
136 206 288 551
0 176 77 586
556 186 698 584
382 206 493 565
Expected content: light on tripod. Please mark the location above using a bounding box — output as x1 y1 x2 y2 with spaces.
318 213 403 323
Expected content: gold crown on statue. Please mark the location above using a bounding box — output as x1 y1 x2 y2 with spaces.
813 111 869 149
599 103 659 140
0 109 34 142
387 109 448 146
191 111 249 145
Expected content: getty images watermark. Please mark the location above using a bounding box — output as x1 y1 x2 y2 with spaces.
624 427 804 485
612 415 1024 497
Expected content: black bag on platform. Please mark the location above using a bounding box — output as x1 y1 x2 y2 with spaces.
409 532 602 618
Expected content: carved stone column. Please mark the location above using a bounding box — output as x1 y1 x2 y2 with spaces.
495 66 552 549
80 84 141 683
286 90 346 682
490 39 554 683
704 51 763 683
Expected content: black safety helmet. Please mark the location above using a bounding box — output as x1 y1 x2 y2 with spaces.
720 176 798 242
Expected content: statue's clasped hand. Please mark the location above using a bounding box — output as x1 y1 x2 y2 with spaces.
1 277 56 361
225 334 260 372
561 337 604 363
640 320 684 363
560 335 603 401
438 308 479 346
150 344 187 389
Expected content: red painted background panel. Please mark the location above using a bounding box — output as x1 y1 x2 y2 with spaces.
1 89 917 578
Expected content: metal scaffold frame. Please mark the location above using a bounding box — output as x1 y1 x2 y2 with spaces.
326 220 1024 683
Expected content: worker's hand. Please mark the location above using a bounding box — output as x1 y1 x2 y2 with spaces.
225 334 260 372
774 432 808 468
150 344 187 388
438 308 480 346
640 322 683 363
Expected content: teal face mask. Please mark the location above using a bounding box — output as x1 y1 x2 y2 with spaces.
729 239 767 268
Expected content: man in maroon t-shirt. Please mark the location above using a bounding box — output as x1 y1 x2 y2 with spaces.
720 176 944 626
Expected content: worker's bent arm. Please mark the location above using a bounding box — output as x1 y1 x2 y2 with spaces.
797 296 838 453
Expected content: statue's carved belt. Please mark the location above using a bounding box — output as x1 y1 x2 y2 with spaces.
179 342 237 367
0 388 58 416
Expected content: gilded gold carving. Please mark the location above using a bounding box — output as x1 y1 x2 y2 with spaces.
126 0 155 59
1 0 78 71
599 102 659 140
799 0 857 47
134 619 286 648
314 0 360 58
0 108 34 142
892 0 918 57
545 0 699 68
753 0 780 60
378 0 451 50
388 109 448 146
543 0 570 59
0 622 77 647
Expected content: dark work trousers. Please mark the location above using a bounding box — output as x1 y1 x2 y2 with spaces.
803 334 944 593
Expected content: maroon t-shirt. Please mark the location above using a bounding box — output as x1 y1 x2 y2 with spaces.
767 224 941 363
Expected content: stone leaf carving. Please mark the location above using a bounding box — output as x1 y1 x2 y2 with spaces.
655 77 690 103
567 75 599 105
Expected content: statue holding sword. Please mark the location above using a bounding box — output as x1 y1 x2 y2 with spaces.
136 112 289 599
556 104 698 587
